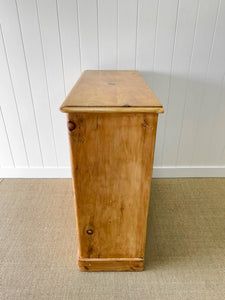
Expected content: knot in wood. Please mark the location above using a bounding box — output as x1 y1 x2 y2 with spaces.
67 121 76 131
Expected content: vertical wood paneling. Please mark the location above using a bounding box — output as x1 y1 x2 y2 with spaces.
211 74 225 165
0 108 14 167
177 0 221 166
16 0 57 167
118 0 138 70
136 0 159 72
152 0 180 166
0 0 43 167
56 0 81 93
98 0 117 69
0 25 28 167
36 0 69 167
0 0 225 176
193 0 225 165
161 0 200 166
136 0 159 88
77 0 99 70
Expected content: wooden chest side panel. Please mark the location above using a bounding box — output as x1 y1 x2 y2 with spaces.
67 113 158 259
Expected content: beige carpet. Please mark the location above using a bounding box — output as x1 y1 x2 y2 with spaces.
0 178 225 300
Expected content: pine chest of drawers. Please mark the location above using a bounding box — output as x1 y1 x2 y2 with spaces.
60 70 163 271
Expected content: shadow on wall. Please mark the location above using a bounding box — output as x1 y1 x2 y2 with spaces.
139 71 225 166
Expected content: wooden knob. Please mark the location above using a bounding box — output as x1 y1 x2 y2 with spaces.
87 229 93 235
67 121 76 131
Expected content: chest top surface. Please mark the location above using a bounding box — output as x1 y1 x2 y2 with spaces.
60 70 163 113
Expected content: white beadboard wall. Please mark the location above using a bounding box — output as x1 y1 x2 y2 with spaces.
0 0 225 178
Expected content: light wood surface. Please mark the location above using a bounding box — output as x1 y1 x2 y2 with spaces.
78 258 144 272
67 113 158 271
60 70 163 113
61 106 164 114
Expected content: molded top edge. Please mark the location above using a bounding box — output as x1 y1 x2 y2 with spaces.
60 70 164 113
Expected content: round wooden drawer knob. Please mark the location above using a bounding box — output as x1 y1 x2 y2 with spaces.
67 121 76 131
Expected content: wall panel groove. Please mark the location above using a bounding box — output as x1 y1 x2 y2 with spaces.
0 24 29 167
0 107 15 167
176 0 221 166
55 0 67 96
176 0 200 166
161 0 181 166
191 0 222 165
36 0 70 167
15 0 44 167
35 0 59 167
96 0 100 69
152 0 180 166
0 0 43 167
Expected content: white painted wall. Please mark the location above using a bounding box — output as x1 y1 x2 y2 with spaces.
0 0 225 178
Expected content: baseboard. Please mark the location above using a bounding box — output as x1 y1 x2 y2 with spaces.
0 167 72 178
152 166 225 178
0 166 224 178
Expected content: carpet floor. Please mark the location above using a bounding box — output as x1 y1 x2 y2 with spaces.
0 178 225 300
